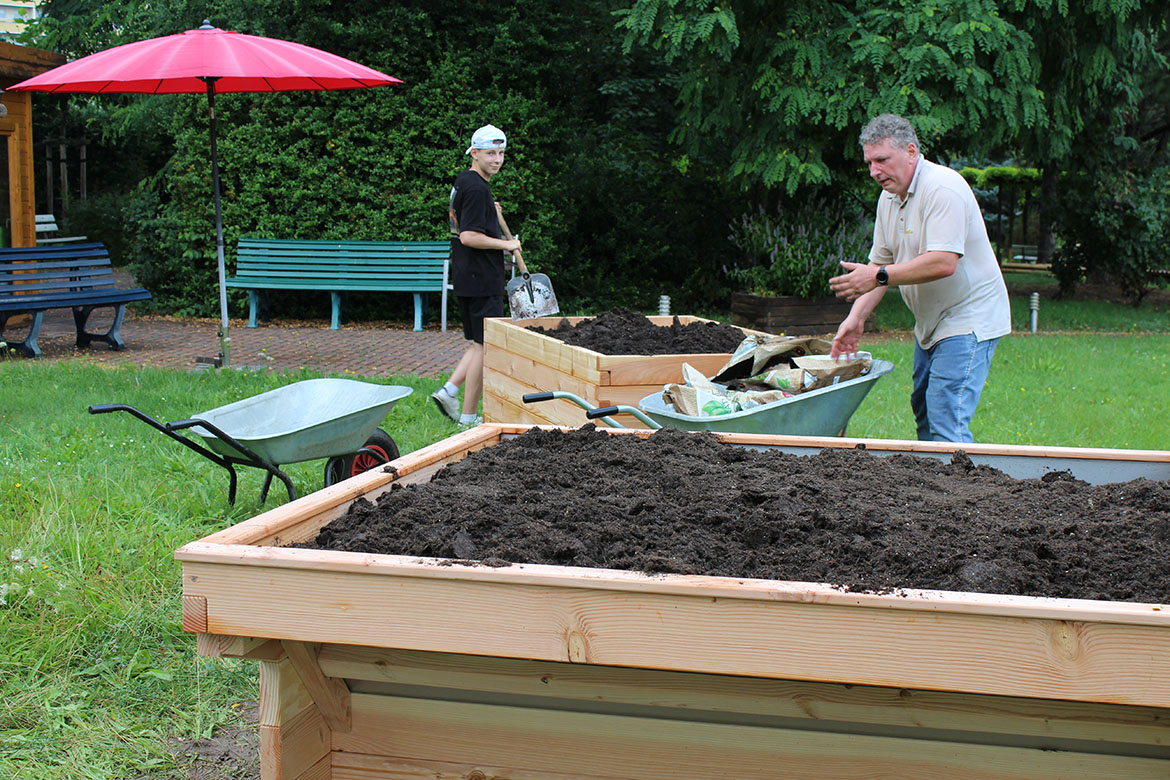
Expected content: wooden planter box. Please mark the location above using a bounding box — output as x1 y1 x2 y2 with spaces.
177 425 1170 780
731 291 873 336
482 315 769 428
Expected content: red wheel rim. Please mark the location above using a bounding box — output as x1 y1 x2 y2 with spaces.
349 445 390 477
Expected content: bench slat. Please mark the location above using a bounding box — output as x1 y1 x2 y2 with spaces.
0 243 152 357
230 237 452 332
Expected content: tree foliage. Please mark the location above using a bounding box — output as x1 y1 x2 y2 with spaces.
23 0 738 318
20 0 1170 316
618 0 1045 194
619 0 1170 295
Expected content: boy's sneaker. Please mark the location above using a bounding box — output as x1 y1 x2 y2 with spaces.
458 416 483 428
431 389 460 422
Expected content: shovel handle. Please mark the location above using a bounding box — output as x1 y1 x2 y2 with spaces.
497 211 528 274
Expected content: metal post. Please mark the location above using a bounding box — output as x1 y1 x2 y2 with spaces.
79 141 87 201
1029 292 1039 333
59 141 68 214
44 143 53 214
205 77 230 368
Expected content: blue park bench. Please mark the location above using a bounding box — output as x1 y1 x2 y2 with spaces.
0 243 152 358
228 238 451 331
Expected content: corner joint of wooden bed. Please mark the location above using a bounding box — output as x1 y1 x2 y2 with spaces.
283 640 353 733
181 595 208 634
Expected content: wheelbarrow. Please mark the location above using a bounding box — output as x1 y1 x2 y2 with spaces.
89 378 412 504
523 358 894 436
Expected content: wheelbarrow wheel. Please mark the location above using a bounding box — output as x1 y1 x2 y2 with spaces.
324 428 400 486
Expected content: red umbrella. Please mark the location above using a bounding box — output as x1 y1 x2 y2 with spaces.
10 20 402 367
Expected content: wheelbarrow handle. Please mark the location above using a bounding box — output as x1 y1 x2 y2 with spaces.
522 392 555 403
85 403 243 504
586 404 662 429
89 403 131 415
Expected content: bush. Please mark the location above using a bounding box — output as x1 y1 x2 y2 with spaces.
728 199 870 299
1050 166 1170 304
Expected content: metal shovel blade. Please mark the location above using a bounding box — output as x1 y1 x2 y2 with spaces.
507 272 560 320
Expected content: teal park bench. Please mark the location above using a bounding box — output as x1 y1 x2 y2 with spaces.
228 238 451 331
0 243 151 358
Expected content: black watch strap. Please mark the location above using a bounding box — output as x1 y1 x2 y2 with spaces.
876 266 889 286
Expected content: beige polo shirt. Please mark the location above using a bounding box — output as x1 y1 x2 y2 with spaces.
869 156 1011 348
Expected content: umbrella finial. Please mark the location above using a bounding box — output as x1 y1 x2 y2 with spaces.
200 19 214 30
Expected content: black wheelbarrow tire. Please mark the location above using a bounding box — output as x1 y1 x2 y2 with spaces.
324 428 400 487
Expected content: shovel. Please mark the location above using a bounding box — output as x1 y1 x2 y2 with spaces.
499 213 559 321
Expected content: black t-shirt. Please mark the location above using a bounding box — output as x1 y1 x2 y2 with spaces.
448 169 506 297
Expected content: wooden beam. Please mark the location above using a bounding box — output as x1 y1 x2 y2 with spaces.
332 692 1170 779
284 641 352 733
258 658 331 780
0 41 66 84
181 555 1170 708
320 645 1170 749
196 634 285 660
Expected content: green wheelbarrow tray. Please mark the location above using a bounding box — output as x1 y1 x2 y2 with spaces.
187 378 412 464
89 378 412 504
525 359 894 436
637 358 895 436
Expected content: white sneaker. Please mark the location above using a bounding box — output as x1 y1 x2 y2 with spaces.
458 416 483 428
431 389 460 422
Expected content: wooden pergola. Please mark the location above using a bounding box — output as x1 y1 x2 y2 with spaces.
0 41 65 248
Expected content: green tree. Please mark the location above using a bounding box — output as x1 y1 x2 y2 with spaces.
617 0 1044 195
618 0 1170 298
23 0 746 317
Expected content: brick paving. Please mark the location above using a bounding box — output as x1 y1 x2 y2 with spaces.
16 307 467 378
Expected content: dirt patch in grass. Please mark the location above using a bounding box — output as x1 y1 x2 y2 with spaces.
529 307 747 355
169 701 259 780
305 426 1170 604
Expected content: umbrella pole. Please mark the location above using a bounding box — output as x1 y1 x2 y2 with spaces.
205 78 230 368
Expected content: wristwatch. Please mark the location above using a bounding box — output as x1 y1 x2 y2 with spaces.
875 266 889 286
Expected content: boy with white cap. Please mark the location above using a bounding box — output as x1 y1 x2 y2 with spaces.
431 124 524 426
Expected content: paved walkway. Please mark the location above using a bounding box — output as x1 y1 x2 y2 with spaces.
19 307 467 378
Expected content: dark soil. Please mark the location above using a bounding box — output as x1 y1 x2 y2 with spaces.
307 426 1170 604
530 307 747 355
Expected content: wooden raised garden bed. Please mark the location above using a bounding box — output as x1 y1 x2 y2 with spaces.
177 425 1170 780
482 315 767 428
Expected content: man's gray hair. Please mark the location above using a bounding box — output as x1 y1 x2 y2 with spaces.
859 114 919 150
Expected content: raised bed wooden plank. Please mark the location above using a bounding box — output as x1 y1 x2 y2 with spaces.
332 754 617 780
179 552 1170 708
331 692 1168 780
481 385 554 427
601 351 738 386
259 658 330 780
319 645 1170 749
482 347 601 399
484 317 603 383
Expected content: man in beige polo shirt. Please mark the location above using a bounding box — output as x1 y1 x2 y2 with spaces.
829 114 1010 442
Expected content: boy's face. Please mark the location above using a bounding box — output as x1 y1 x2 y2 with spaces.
471 144 506 178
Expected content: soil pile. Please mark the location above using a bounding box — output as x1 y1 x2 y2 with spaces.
306 427 1170 604
530 307 746 355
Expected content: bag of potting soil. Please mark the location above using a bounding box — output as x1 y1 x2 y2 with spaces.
662 384 738 416
680 362 726 393
793 355 871 390
728 388 792 409
727 365 808 393
713 335 832 382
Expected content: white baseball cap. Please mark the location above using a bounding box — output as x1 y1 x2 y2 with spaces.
465 124 506 155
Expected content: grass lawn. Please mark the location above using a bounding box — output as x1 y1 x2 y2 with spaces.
2 277 1169 777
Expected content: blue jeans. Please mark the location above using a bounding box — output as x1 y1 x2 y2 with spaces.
911 334 999 443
